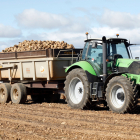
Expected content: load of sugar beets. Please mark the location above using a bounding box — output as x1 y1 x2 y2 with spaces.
2 40 75 53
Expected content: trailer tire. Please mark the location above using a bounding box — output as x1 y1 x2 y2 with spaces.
0 83 11 103
64 68 92 109
11 83 27 104
106 76 139 113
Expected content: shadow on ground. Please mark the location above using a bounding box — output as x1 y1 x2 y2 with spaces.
25 95 140 114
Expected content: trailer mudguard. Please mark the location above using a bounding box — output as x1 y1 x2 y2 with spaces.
65 61 97 76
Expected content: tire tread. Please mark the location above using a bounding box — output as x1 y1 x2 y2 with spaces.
64 68 92 109
106 76 139 113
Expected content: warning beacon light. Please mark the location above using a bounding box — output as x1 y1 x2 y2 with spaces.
116 34 119 38
85 32 89 39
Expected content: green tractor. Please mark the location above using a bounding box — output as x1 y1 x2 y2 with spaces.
64 34 140 113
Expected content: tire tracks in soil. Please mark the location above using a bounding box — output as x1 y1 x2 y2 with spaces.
0 116 139 140
0 103 140 139
0 108 140 134
0 104 140 127
0 104 140 139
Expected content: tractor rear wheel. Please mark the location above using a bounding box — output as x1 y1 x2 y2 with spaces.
64 68 92 109
106 76 139 113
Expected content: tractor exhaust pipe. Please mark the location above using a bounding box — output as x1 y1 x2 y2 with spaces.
102 36 107 83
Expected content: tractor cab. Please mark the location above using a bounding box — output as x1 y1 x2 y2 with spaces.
81 36 131 76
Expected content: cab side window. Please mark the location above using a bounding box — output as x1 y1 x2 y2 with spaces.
82 42 89 60
87 45 103 65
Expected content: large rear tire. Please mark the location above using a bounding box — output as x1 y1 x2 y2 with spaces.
0 83 11 103
64 68 92 109
11 83 27 104
106 76 139 113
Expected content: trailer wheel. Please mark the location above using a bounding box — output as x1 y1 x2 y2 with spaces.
106 76 139 113
64 68 92 109
0 83 11 103
11 83 27 104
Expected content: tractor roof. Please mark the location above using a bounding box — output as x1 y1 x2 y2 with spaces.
84 38 128 42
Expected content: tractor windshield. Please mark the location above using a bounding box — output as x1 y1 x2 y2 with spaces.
107 42 129 58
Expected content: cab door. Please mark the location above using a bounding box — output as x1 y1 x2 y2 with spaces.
86 42 103 76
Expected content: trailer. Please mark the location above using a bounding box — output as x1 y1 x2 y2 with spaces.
0 49 82 104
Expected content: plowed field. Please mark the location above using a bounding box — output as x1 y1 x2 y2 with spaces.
0 96 140 140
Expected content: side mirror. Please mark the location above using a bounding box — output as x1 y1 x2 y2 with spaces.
92 42 97 48
80 50 83 55
135 57 139 60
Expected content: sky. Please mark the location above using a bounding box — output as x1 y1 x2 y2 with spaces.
0 0 140 57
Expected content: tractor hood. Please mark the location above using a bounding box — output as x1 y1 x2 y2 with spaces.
116 58 140 75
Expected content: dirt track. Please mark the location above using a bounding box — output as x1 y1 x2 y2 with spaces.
0 96 140 140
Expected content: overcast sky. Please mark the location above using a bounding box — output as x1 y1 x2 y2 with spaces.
0 0 140 57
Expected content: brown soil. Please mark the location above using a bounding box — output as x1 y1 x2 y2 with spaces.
0 96 140 140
